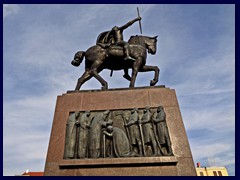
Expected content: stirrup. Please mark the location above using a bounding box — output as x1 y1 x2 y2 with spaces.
124 56 135 61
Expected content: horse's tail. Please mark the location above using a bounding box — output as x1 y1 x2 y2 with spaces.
71 51 85 67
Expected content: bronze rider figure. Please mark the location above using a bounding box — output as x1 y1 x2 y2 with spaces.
98 16 141 61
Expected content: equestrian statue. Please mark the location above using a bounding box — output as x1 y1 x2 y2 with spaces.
71 8 160 90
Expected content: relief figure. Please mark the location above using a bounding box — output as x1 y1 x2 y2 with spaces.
141 107 158 156
152 106 173 155
88 110 112 158
103 125 138 158
64 111 80 159
125 108 143 156
78 111 92 158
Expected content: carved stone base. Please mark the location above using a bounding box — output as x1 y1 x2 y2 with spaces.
44 86 197 176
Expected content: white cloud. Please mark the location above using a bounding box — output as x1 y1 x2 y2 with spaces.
191 142 232 160
3 92 56 176
183 107 235 132
3 4 20 19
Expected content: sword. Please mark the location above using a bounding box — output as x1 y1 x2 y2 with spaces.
74 119 80 158
138 119 146 156
103 133 106 158
121 114 132 151
137 7 143 34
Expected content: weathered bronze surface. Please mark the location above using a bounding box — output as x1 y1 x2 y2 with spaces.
152 106 173 156
63 111 80 159
71 16 159 90
63 107 173 159
125 108 143 156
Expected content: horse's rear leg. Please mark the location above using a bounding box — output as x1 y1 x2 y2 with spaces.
90 68 108 90
140 65 160 86
75 70 92 90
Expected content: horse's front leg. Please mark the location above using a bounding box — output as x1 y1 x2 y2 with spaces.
139 65 160 86
129 61 141 88
123 68 131 81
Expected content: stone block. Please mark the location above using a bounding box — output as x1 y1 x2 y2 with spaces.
44 86 196 176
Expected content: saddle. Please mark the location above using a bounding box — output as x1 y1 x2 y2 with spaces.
97 43 125 57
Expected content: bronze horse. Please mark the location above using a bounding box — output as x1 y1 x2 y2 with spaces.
71 35 159 90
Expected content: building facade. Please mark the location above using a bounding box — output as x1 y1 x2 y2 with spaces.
196 166 229 176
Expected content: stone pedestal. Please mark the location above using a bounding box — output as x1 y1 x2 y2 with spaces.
44 86 197 176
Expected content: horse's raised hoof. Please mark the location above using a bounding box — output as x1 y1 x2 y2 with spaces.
101 86 108 91
123 74 131 81
150 79 158 86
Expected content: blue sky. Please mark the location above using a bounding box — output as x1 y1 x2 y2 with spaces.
3 4 235 176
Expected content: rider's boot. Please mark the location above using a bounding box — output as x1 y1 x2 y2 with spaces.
124 47 135 61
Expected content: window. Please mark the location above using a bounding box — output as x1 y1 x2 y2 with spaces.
218 171 223 176
213 171 218 176
199 172 204 176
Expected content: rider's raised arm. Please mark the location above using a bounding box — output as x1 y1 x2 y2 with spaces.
120 17 141 31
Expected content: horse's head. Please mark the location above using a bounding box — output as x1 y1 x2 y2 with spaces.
129 35 158 54
145 36 158 55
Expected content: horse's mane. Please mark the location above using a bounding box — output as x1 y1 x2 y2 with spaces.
129 35 143 40
128 35 145 44
129 35 157 41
